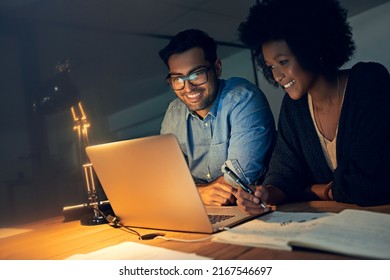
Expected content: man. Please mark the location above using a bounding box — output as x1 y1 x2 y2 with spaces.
159 29 275 206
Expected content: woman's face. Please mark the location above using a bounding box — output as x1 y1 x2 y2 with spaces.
262 40 316 100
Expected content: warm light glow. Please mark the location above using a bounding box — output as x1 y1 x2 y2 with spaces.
69 101 104 224
70 105 79 121
83 163 95 194
71 102 91 146
78 101 87 120
70 102 96 196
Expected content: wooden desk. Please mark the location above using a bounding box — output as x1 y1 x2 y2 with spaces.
1 201 389 260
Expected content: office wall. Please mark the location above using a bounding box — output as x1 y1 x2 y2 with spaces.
346 1 390 69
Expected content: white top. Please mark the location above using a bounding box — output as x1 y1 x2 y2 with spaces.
307 78 347 171
307 94 338 171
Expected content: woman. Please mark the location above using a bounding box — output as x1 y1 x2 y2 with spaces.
236 0 390 213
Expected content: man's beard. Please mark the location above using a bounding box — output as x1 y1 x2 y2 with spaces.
184 88 215 112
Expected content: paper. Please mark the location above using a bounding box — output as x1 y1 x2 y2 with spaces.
212 211 334 250
0 228 32 239
66 241 211 260
288 209 390 259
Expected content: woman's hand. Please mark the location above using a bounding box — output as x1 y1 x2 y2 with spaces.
235 185 269 215
236 185 286 214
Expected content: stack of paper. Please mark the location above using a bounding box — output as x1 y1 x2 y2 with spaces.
66 241 211 260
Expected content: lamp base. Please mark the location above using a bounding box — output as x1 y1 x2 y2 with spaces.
80 212 108 226
62 200 114 224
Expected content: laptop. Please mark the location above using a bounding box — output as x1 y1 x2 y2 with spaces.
85 134 269 233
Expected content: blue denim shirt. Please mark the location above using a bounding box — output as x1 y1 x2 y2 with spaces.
160 77 275 185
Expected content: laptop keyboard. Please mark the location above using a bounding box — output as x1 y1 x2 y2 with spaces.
208 214 235 224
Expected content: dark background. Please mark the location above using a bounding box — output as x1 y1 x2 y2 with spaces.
0 0 389 226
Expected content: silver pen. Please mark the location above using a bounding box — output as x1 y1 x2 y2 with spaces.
224 166 267 209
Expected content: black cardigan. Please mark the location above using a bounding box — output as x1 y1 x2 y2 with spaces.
263 62 390 206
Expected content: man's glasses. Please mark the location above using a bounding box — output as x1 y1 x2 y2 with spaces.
166 67 211 90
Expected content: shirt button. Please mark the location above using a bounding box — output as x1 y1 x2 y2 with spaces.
206 173 211 179
204 123 208 127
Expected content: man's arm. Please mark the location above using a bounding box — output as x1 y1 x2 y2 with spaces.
224 84 275 185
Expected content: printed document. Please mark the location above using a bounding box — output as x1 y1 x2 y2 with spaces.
213 211 333 250
213 209 390 259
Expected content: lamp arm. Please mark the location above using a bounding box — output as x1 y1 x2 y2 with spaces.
70 102 104 225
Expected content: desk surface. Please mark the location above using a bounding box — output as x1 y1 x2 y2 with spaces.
1 201 389 260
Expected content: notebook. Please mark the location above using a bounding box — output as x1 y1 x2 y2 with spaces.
85 134 269 233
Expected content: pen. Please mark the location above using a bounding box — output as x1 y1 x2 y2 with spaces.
223 166 267 209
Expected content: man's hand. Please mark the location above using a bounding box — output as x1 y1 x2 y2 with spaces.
197 176 237 206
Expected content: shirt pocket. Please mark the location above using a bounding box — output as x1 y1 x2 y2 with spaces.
208 139 230 176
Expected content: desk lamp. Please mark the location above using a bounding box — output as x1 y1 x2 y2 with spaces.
33 60 107 225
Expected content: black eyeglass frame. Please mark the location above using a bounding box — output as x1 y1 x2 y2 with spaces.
165 67 212 90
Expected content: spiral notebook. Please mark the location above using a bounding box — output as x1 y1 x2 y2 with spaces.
85 134 269 233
